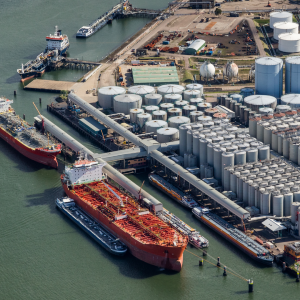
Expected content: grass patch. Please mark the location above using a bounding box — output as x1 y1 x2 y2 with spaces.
178 60 185 67
182 70 194 83
253 21 271 56
255 19 270 25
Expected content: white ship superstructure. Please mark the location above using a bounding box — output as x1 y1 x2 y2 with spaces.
45 26 70 55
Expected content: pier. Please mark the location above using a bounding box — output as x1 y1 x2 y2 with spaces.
24 80 75 92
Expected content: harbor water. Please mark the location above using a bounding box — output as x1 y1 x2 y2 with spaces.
0 0 299 299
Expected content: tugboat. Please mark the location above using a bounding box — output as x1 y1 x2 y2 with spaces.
17 26 69 82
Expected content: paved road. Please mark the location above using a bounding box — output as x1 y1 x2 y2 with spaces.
246 18 266 57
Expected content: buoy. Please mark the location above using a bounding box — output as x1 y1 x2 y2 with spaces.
223 266 227 276
39 98 42 104
14 90 17 96
23 114 25 120
199 259 203 266
248 279 253 293
297 272 299 282
217 257 221 267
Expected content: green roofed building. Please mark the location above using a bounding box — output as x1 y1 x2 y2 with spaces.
132 66 179 86
78 116 107 136
185 39 206 55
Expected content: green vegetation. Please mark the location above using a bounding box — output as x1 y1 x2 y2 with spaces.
253 20 271 57
178 59 185 67
182 70 194 83
293 16 298 23
215 8 222 16
58 90 68 101
255 19 270 25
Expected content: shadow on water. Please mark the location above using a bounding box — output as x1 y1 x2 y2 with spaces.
6 73 21 84
26 186 178 279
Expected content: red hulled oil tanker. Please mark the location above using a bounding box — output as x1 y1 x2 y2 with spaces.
0 98 61 168
61 158 188 271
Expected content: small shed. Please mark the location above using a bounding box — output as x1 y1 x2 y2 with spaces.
262 218 287 237
78 117 107 136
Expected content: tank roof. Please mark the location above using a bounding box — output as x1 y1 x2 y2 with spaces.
256 57 283 65
279 33 300 40
245 95 277 105
286 56 300 64
281 94 300 104
274 21 298 29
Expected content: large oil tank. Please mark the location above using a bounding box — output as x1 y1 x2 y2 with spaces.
182 105 197 117
197 102 212 112
270 11 293 29
183 89 201 101
285 56 300 94
144 105 159 115
160 103 174 111
113 94 142 114
223 61 239 80
174 100 189 109
200 61 215 80
128 85 155 104
168 108 182 118
281 94 300 109
130 108 144 123
98 86 126 109
168 116 190 129
137 113 152 132
278 33 300 53
164 93 182 104
144 93 162 106
222 152 234 186
179 124 191 156
157 85 185 98
273 193 284 217
152 110 167 121
145 120 168 134
190 98 204 106
244 95 277 112
157 127 179 143
273 22 299 40
190 111 204 122
255 57 283 98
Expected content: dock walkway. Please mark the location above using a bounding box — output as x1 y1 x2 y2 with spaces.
24 80 75 92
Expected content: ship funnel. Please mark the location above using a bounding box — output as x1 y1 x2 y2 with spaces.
21 64 24 73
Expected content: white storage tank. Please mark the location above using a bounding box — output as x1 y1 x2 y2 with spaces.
231 94 243 103
190 111 204 122
200 61 215 80
145 120 168 134
157 85 185 98
198 115 213 122
157 127 179 143
255 57 283 98
270 11 293 29
281 94 300 109
145 105 159 115
276 104 291 112
183 89 201 101
278 33 300 53
113 94 142 115
128 85 155 104
198 102 212 112
160 103 174 111
244 95 277 112
168 108 182 118
223 61 239 80
130 108 144 123
186 83 204 95
175 100 189 109
285 56 300 94
189 98 204 106
144 93 162 106
273 22 299 40
153 110 167 121
98 86 126 109
137 113 152 132
164 93 182 104
182 105 197 117
168 116 190 129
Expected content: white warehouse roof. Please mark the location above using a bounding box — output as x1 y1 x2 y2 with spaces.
188 39 206 50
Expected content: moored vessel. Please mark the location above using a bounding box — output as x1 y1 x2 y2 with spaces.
56 197 127 255
61 158 188 271
0 98 61 168
192 207 273 265
149 172 199 209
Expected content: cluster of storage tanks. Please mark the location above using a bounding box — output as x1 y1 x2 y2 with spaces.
249 102 300 164
225 158 300 218
270 11 300 53
255 56 300 98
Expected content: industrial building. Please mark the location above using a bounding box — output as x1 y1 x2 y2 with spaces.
78 117 108 136
189 0 215 9
184 39 206 55
132 67 179 86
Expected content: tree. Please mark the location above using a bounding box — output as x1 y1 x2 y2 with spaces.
215 8 222 15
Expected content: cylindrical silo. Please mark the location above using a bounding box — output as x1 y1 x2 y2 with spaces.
290 142 299 163
168 116 190 129
164 93 182 104
222 152 234 186
98 86 126 109
291 202 300 224
205 166 213 178
207 143 214 166
190 98 204 106
179 124 191 156
281 94 300 109
285 57 300 94
278 134 284 155
264 126 276 145
152 110 167 121
278 33 300 53
144 93 163 106
157 127 179 143
255 57 283 98
145 105 159 115
246 147 258 163
284 193 293 216
271 132 278 152
245 95 278 113
188 154 197 168
244 108 251 127
235 150 246 165
230 172 239 194
273 194 284 217
198 103 212 112
190 111 204 123
128 85 155 104
283 138 290 159
193 133 201 163
137 113 152 132
258 145 270 160
205 108 219 118
231 94 243 103
183 89 201 101
145 120 168 134
167 108 182 118
186 130 194 154
237 175 245 200
160 103 174 111
261 193 271 215
130 108 144 123
243 180 252 206
273 22 299 40
174 100 189 109
157 84 185 99
213 147 223 184
182 105 197 117
270 11 293 29
240 87 255 98
113 94 142 115
198 115 213 122
199 139 208 165
186 83 204 95
249 116 261 138
230 100 237 112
